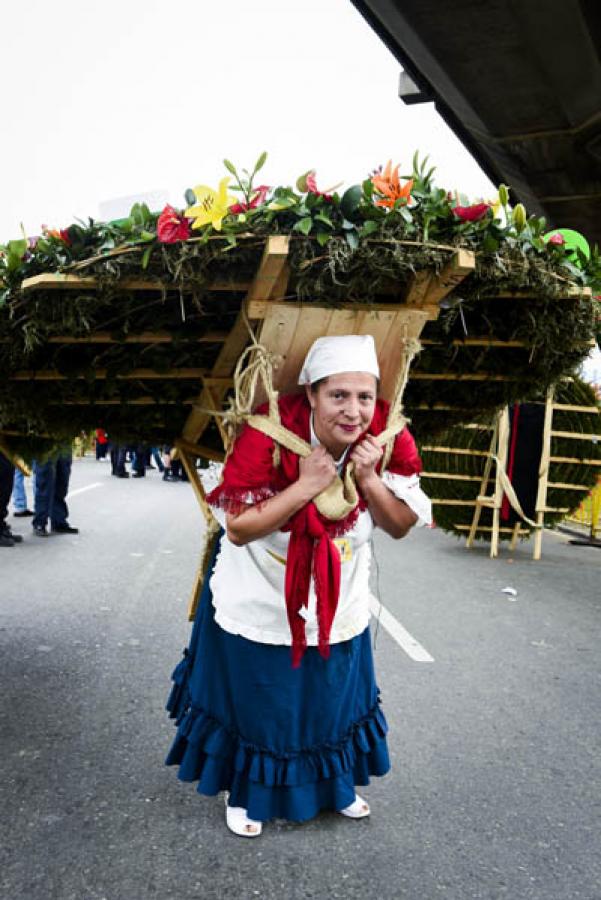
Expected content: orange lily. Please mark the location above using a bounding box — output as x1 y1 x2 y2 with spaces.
371 160 413 208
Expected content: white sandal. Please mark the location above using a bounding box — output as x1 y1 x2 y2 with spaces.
339 794 370 819
224 794 263 837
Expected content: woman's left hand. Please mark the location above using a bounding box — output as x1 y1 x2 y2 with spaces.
350 435 383 488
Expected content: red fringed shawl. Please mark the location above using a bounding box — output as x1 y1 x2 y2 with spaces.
207 393 422 666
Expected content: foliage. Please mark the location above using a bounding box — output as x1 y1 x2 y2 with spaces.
0 152 599 452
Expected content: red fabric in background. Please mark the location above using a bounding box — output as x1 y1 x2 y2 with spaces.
501 404 520 521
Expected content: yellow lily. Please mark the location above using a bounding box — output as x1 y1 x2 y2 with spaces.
185 177 237 231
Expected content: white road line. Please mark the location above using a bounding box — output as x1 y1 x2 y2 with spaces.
369 595 435 662
67 482 103 498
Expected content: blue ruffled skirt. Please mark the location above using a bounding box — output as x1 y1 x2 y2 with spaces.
165 534 390 823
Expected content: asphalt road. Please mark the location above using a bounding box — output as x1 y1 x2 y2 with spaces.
1 458 599 900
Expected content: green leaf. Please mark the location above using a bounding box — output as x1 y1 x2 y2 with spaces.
295 216 313 236
360 219 379 237
139 230 155 242
315 231 331 247
253 151 268 175
314 212 334 228
141 246 153 269
223 158 238 177
340 185 363 220
399 206 413 223
185 188 196 206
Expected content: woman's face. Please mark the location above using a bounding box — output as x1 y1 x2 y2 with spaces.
306 372 377 456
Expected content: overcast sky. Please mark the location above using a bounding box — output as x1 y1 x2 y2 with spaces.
2 0 598 380
1 0 497 237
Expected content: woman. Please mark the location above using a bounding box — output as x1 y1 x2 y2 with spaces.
166 335 431 837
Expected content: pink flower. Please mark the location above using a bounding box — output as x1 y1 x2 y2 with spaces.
229 185 270 215
452 203 491 222
157 205 191 243
548 232 566 246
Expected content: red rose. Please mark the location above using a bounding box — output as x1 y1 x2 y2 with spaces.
157 205 191 243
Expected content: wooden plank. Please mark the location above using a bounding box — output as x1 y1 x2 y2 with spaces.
10 368 207 381
420 338 529 348
550 456 601 466
246 298 410 319
246 235 290 304
456 525 531 534
534 387 554 561
174 438 224 463
177 450 213 525
422 446 490 457
550 431 601 441
21 272 251 293
45 330 228 345
491 408 510 558
552 404 599 414
180 236 291 445
432 499 478 506
378 309 428 402
271 307 335 392
547 482 591 491
410 373 521 382
422 249 476 307
466 419 498 551
421 472 482 481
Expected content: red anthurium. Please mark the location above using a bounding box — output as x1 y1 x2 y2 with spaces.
452 203 491 222
229 185 270 214
548 232 566 246
157 205 191 243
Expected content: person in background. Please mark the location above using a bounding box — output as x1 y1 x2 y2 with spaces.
12 468 33 517
95 428 109 460
132 445 147 478
109 444 129 478
1 453 23 547
32 451 78 537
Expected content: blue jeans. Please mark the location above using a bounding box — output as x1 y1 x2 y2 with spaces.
32 454 72 529
11 469 29 512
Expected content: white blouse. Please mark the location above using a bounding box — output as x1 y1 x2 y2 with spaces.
201 426 432 647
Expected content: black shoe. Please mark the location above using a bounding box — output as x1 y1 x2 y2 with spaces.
13 509 34 517
131 472 145 478
2 525 22 543
33 524 49 537
51 523 79 534
117 472 130 478
0 532 15 547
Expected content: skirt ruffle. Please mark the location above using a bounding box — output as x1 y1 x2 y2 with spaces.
165 532 391 822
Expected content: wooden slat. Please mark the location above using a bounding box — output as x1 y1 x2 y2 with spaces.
552 404 599 414
422 446 490 456
456 525 531 534
10 368 207 381
421 472 483 482
45 330 228 345
174 438 224 463
547 482 591 491
181 236 291 445
21 272 251 293
423 249 476 307
551 431 600 441
410 373 521 382
550 456 601 466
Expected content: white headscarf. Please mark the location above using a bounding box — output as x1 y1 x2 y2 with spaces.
297 335 380 385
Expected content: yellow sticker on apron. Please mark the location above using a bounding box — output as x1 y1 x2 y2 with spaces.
333 538 352 563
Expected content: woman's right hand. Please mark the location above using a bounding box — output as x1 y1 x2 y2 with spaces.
298 446 337 499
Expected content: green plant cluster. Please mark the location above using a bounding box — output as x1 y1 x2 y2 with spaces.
0 153 599 458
